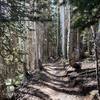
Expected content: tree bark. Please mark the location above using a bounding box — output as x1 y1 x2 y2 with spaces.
91 26 100 95
66 1 74 64
59 2 66 58
56 2 61 57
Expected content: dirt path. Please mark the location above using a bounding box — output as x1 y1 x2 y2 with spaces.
15 61 99 100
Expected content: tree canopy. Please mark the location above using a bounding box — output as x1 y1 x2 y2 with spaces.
70 0 100 30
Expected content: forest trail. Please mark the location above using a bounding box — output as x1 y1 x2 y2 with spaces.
15 60 99 100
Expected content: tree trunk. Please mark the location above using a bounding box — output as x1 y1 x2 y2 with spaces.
56 2 61 57
66 1 74 64
76 29 80 60
59 3 66 58
91 26 100 95
34 21 39 71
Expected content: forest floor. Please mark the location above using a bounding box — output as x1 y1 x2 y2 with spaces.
14 59 100 100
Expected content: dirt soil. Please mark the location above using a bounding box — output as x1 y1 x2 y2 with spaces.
14 60 100 100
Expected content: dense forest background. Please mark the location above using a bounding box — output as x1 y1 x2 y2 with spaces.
0 0 100 100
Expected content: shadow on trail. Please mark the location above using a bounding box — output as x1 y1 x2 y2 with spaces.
43 68 67 78
67 67 98 78
15 86 52 100
30 71 97 96
41 65 98 96
39 80 97 96
14 62 98 99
